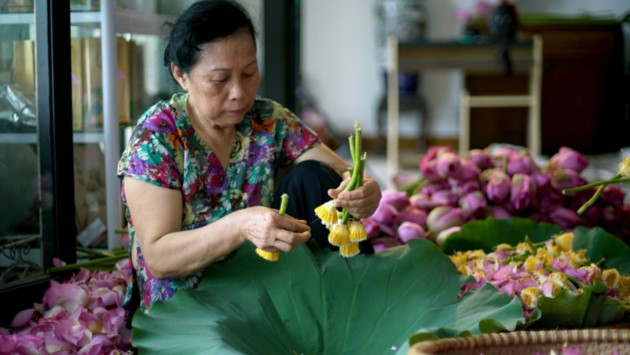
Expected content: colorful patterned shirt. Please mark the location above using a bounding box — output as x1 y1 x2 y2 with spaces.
116 93 320 312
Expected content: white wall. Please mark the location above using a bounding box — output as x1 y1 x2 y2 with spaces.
301 0 630 139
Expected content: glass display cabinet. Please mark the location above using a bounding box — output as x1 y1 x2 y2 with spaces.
0 0 75 325
0 0 176 326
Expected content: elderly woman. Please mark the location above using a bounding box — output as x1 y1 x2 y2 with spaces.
117 0 381 316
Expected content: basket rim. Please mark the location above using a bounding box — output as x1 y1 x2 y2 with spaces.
411 328 630 354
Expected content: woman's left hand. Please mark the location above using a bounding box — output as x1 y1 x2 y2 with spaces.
328 175 381 219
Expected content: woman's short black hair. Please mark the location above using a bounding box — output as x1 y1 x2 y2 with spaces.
163 0 257 75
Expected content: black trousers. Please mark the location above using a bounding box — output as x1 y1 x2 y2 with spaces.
272 160 374 255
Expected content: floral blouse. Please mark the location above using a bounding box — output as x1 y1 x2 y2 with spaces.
116 93 319 313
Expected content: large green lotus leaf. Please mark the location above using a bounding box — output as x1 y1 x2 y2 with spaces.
441 217 562 254
131 239 525 354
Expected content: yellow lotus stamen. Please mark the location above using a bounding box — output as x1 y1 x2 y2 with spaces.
339 242 360 258
618 156 630 177
314 200 338 226
548 271 571 289
520 287 541 309
515 242 533 255
328 223 350 247
348 220 367 242
495 243 512 251
554 232 573 252
256 193 288 262
523 256 542 274
255 248 280 262
601 268 620 289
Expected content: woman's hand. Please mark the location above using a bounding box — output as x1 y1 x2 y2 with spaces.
328 174 381 219
238 206 311 252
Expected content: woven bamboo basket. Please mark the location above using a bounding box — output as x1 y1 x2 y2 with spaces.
410 329 630 355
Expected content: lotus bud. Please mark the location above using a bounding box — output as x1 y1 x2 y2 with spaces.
451 180 480 196
430 189 459 207
409 193 434 211
339 242 360 258
328 223 350 247
460 159 481 180
619 156 630 177
380 189 410 210
397 222 426 243
486 205 512 219
530 172 551 190
548 146 589 173
361 218 381 238
484 169 511 203
348 220 368 242
459 191 487 215
548 206 581 229
426 206 466 234
435 226 461 246
510 173 535 211
507 154 538 176
370 203 399 226
599 186 626 208
397 206 427 225
550 168 587 191
371 236 402 252
436 152 462 179
467 149 492 170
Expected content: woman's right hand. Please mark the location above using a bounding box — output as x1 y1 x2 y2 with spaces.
238 206 311 252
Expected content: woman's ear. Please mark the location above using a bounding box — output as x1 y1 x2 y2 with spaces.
170 63 189 91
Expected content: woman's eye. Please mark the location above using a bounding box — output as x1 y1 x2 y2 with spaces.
210 77 228 83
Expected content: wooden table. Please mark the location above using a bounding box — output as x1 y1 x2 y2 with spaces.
385 36 542 173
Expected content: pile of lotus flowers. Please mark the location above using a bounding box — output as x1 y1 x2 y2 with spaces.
363 145 630 251
0 254 132 353
314 122 368 257
450 232 630 321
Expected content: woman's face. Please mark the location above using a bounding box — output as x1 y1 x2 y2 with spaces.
173 29 260 129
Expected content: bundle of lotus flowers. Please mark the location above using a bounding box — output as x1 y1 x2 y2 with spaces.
256 193 289 261
449 232 630 321
314 122 368 257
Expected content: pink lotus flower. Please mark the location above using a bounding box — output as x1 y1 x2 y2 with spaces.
459 159 481 180
459 191 487 215
426 206 466 233
397 222 426 243
548 206 582 229
484 169 511 203
550 169 587 191
397 206 427 226
436 152 462 179
467 149 492 170
380 189 411 210
430 189 459 207
548 146 589 173
510 174 535 211
409 193 435 211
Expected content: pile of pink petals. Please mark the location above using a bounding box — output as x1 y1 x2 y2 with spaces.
0 259 132 354
363 145 630 251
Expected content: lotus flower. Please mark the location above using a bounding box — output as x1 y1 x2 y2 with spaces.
548 146 589 173
436 152 462 179
467 149 492 170
510 174 535 211
459 191 487 215
397 222 426 243
397 206 427 225
380 189 410 210
426 206 466 234
548 206 582 229
484 169 511 203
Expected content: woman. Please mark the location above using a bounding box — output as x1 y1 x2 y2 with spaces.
117 0 381 316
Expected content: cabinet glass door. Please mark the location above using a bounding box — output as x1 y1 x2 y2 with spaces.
0 4 43 289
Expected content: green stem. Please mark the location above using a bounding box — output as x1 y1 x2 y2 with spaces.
577 183 606 215
544 265 587 289
278 193 289 215
562 174 627 194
